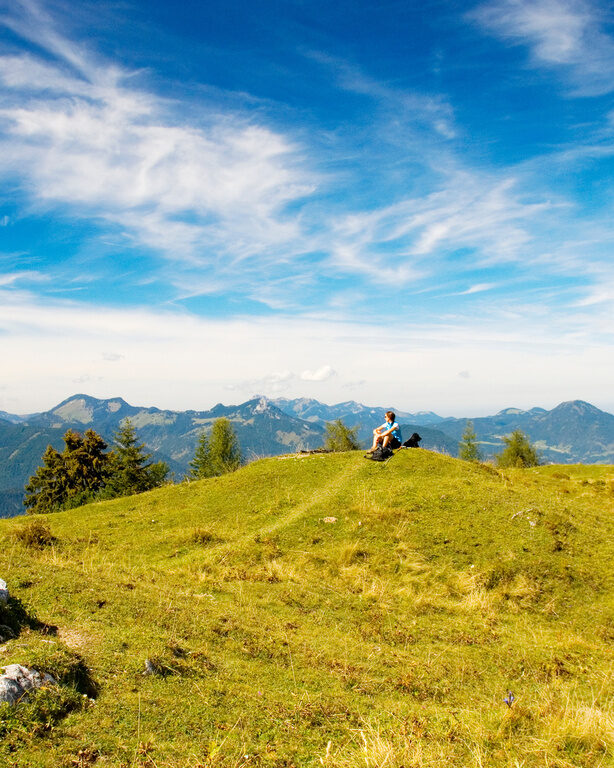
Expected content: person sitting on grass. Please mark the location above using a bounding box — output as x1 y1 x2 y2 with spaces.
367 411 402 453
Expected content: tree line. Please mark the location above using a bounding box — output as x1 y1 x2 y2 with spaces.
24 417 241 515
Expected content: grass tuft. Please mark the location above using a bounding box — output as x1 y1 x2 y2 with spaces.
14 519 56 548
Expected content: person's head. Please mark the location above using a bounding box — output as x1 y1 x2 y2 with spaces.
385 411 395 422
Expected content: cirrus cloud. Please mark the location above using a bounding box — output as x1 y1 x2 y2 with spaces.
471 0 614 96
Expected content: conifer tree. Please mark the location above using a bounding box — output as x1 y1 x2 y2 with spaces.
104 419 168 497
458 420 482 462
189 430 215 479
24 445 68 514
323 419 361 452
63 429 111 505
25 422 169 511
24 429 111 513
496 429 540 468
208 418 241 475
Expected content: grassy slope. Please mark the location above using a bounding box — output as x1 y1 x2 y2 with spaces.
0 451 613 768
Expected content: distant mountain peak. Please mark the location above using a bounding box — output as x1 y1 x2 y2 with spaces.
51 396 95 424
496 407 526 416
54 393 98 408
253 396 273 414
553 399 604 415
54 393 131 409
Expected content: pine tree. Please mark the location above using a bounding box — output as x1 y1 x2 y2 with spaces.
208 418 241 475
24 429 111 513
323 419 361 452
24 445 68 514
458 420 482 462
63 429 111 506
496 429 540 468
189 430 215 479
104 419 168 497
24 422 168 510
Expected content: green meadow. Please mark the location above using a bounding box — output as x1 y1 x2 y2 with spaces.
0 450 612 767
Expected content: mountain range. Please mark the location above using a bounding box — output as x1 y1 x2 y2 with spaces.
1 394 613 517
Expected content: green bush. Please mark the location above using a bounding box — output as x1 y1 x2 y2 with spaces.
496 429 540 468
189 418 241 478
15 521 56 549
323 419 361 451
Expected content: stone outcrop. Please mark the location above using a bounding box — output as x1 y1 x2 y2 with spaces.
0 664 56 705
0 579 8 604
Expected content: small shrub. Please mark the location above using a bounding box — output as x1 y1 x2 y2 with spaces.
544 511 576 552
323 420 361 452
15 521 56 548
191 528 218 545
496 430 540 468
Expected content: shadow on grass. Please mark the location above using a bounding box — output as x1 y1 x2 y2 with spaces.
0 595 58 640
1 596 99 698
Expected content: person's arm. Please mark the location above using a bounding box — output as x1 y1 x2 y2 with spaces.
378 422 394 437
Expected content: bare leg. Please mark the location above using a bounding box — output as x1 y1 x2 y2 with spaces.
367 434 384 452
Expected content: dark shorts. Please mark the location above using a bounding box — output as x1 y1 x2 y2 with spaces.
389 436 401 449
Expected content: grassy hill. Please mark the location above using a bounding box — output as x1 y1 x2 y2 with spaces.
0 450 612 767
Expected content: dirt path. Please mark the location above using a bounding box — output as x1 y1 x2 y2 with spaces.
207 456 364 561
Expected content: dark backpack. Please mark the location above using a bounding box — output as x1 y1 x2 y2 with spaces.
366 444 394 462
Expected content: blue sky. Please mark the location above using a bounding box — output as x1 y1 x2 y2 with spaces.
1 0 614 415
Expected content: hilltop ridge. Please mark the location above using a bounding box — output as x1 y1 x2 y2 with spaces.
2 394 614 518
0 450 612 766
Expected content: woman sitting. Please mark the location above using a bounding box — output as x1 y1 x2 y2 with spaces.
367 411 402 453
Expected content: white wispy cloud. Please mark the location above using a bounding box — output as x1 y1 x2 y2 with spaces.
0 1 316 273
308 50 458 139
0 0 610 322
226 366 336 395
456 283 498 295
326 172 553 285
471 0 614 95
0 270 46 286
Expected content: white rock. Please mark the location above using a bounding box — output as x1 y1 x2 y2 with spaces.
0 664 56 705
143 659 156 676
0 579 8 604
0 677 22 705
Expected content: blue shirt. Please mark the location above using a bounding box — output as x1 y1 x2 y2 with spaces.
380 421 402 442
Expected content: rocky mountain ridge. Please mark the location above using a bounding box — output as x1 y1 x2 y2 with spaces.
1 394 613 517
